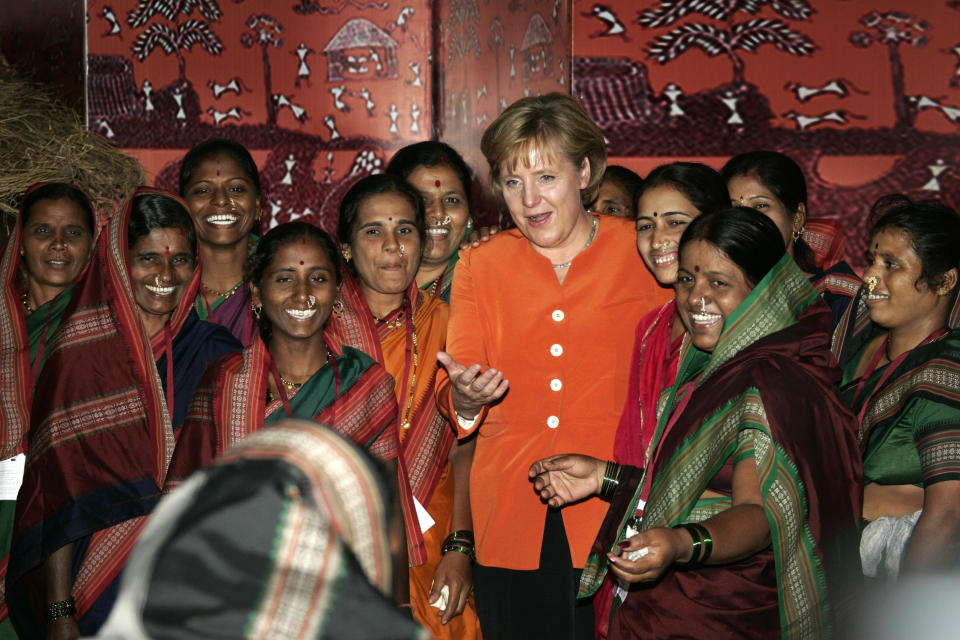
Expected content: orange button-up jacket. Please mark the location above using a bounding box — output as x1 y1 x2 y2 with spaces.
437 215 671 569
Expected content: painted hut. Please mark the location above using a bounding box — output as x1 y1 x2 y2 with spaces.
324 18 399 82
520 13 553 81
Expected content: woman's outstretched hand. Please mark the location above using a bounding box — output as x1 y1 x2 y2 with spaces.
528 454 606 507
437 352 509 419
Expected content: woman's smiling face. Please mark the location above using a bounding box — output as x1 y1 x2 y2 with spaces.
635 185 701 286
675 239 753 352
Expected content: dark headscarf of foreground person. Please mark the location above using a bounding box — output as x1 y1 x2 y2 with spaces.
0 183 96 636
96 420 430 640
6 189 241 639
833 195 960 581
531 207 863 639
436 92 670 638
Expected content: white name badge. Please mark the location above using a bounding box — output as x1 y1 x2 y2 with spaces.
0 454 26 501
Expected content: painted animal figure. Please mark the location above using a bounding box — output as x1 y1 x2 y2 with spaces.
583 4 629 41
784 78 867 102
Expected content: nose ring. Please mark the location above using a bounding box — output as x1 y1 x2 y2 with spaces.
398 244 406 257
438 215 452 226
700 298 706 312
864 275 878 293
154 275 162 287
307 294 316 307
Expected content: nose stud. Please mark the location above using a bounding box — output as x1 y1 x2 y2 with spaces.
864 275 878 293
307 294 316 308
398 244 406 257
700 298 706 312
154 275 162 287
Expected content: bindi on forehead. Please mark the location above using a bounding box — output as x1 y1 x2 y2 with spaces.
653 212 658 217
694 265 700 272
435 180 441 188
299 260 304 265
164 246 170 256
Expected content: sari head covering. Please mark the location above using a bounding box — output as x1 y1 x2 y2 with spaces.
584 255 863 639
6 187 225 636
96 420 431 640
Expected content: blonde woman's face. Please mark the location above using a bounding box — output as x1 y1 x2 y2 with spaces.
497 146 590 251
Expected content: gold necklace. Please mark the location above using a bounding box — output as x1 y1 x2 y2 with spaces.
22 289 33 315
400 323 419 430
270 346 332 400
202 280 243 298
427 277 441 298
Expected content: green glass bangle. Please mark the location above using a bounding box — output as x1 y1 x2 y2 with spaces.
674 523 706 566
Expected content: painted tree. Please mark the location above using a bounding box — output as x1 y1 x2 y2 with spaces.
489 18 505 111
127 0 222 28
132 20 223 84
637 0 815 87
850 11 929 131
241 14 284 128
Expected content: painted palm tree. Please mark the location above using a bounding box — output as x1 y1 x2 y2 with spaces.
241 14 285 128
637 0 815 87
850 11 929 131
132 20 223 84
127 0 222 28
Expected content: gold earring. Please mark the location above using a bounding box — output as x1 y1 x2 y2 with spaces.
251 303 262 320
792 226 804 241
341 246 352 262
332 296 344 318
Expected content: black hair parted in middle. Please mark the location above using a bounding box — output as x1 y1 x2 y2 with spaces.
679 206 786 288
128 193 197 255
337 173 426 246
246 221 343 343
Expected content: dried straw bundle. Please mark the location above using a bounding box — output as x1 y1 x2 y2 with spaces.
0 55 145 229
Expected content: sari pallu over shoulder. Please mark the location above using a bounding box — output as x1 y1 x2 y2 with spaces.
165 334 399 489
6 188 204 638
325 273 454 567
582 256 863 639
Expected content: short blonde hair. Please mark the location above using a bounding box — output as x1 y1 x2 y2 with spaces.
481 93 607 206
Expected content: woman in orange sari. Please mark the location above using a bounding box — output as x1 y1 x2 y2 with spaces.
326 173 481 638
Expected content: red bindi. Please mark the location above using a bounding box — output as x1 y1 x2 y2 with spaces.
653 212 658 217
388 217 393 221
299 260 304 265
301 238 306 244
435 180 441 188
216 169 221 176
164 246 170 256
694 265 700 272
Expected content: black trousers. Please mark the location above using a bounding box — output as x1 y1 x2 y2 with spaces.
473 508 594 640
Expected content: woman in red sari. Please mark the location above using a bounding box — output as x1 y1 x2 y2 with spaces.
166 221 400 481
6 190 240 639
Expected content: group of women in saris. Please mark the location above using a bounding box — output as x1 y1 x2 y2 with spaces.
3 87 960 640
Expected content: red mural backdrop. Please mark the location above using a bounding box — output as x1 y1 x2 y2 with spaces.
572 0 960 269
436 0 571 225
87 0 434 234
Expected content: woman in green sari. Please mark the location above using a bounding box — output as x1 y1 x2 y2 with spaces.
530 207 862 638
833 195 960 581
0 183 95 635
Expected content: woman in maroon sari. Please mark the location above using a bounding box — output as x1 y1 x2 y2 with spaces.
531 207 862 638
6 190 240 639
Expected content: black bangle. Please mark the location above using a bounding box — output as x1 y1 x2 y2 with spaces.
45 597 76 623
600 461 622 500
441 539 476 562
445 530 474 543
